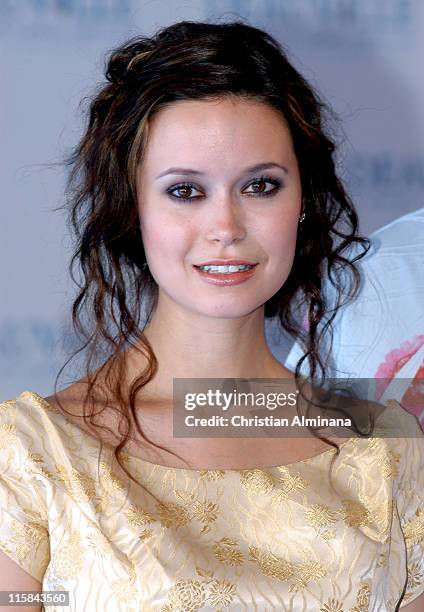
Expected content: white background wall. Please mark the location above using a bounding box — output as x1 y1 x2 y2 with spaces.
1 0 423 398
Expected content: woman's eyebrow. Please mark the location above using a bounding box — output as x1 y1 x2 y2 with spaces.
155 162 289 180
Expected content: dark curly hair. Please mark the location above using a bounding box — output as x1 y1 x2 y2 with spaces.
55 18 372 484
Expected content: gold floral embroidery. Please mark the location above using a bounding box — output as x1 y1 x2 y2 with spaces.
403 507 424 548
20 451 54 480
212 537 244 566
195 566 215 580
167 579 206 611
288 552 328 593
22 391 60 413
320 598 344 612
0 400 16 413
156 501 190 528
321 529 337 541
206 579 237 607
116 450 132 467
124 504 156 526
367 437 385 452
349 582 371 611
9 514 48 563
94 462 127 512
358 494 392 540
85 527 113 557
55 463 97 502
111 563 139 604
0 538 13 557
0 423 16 449
341 500 370 528
99 461 126 495
381 450 400 479
272 466 309 502
304 504 338 539
123 504 156 541
191 499 218 522
399 593 415 606
174 489 219 534
240 469 274 493
199 469 225 481
248 545 293 581
50 530 84 580
164 570 238 611
407 561 424 589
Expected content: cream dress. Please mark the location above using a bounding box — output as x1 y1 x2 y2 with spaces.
0 392 423 611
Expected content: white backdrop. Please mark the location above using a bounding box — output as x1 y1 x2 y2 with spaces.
1 0 423 398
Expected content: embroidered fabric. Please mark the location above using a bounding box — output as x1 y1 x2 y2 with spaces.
0 392 423 611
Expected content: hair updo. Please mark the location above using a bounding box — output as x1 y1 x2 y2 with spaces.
57 19 371 480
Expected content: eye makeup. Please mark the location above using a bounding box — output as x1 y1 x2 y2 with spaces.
165 175 283 202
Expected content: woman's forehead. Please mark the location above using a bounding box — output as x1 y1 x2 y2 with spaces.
140 98 294 174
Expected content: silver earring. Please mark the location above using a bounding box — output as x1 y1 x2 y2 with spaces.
299 211 306 223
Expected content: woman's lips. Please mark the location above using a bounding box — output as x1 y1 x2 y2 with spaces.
193 263 259 285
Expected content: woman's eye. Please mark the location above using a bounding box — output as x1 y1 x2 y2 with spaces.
167 183 203 200
243 177 281 196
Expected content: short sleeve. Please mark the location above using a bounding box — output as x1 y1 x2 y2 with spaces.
394 404 424 607
0 398 50 583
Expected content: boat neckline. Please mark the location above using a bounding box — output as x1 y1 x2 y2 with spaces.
17 389 395 473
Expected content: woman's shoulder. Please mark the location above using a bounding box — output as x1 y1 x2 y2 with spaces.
0 391 66 477
0 390 61 441
0 385 119 584
43 380 130 450
364 398 424 478
0 385 106 465
378 401 424 606
327 399 424 497
0 393 55 582
1 387 77 423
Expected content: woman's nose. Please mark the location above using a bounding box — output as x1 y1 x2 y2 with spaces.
205 194 247 246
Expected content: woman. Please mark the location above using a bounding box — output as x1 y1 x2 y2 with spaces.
0 19 423 611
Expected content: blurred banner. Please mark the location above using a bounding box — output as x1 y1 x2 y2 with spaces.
1 0 423 398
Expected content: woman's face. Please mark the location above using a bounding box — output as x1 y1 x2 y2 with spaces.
136 97 302 319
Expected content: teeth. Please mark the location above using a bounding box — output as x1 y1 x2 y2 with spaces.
199 264 253 273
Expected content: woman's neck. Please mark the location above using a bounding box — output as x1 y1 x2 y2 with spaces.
127 305 294 401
